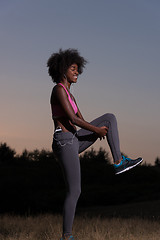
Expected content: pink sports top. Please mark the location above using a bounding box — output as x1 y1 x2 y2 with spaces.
51 83 78 119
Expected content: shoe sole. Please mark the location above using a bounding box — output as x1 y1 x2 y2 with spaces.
115 158 143 175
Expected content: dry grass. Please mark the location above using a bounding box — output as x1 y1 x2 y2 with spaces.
0 215 160 240
0 201 160 240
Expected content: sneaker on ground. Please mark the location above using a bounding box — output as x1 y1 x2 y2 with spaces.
114 155 143 175
60 235 74 240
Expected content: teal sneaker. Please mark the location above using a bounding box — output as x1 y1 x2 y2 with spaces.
60 235 74 240
114 155 143 175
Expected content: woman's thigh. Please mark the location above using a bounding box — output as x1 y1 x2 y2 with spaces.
77 114 113 153
53 132 81 191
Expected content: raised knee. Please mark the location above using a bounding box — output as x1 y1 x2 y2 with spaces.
104 113 116 121
109 113 116 120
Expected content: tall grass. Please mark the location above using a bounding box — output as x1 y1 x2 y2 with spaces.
0 201 160 240
0 214 160 240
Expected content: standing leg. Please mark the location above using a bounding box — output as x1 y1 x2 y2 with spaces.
52 132 80 237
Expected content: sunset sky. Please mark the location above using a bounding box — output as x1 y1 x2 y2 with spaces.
0 0 160 164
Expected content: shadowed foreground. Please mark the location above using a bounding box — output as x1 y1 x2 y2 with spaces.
1 147 160 215
0 200 160 240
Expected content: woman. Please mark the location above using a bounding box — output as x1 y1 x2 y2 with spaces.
47 49 142 240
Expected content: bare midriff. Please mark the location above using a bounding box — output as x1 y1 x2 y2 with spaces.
54 117 77 133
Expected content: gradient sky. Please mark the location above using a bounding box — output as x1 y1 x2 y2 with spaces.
0 0 160 164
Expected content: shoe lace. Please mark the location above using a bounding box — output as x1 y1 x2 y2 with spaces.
122 155 131 162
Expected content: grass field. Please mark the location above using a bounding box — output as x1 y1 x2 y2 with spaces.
0 200 160 240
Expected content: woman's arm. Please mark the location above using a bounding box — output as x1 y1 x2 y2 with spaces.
55 86 108 137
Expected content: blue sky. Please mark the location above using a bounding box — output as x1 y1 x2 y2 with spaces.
0 0 160 164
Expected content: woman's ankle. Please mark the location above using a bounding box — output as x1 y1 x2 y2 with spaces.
63 233 72 239
115 157 122 165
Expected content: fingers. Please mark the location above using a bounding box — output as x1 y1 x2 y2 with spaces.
100 135 106 141
98 126 109 140
102 126 108 130
102 126 108 133
105 127 109 132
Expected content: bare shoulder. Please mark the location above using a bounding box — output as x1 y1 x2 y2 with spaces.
52 84 69 104
55 84 67 96
51 85 64 103
52 84 64 95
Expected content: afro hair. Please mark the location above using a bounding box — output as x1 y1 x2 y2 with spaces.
47 48 87 83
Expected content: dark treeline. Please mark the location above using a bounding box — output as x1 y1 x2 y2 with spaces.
0 142 160 215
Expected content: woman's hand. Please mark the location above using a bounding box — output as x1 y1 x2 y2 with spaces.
95 126 108 140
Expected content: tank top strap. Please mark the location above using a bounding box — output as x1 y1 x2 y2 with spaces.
58 83 70 98
57 83 78 115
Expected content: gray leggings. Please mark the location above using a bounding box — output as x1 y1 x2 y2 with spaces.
52 113 122 235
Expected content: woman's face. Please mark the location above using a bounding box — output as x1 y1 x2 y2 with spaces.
66 63 79 83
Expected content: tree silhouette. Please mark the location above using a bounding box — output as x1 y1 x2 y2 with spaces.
18 148 56 162
18 149 30 161
155 157 160 166
0 142 16 162
80 147 111 164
